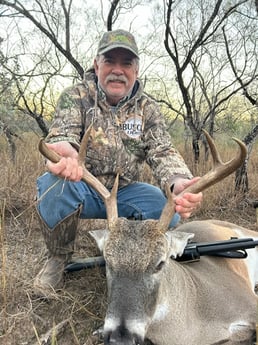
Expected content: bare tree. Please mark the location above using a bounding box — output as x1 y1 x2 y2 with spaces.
0 0 102 136
221 12 258 193
162 0 257 163
0 0 84 77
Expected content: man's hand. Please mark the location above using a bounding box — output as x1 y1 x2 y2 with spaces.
45 141 83 181
172 177 203 219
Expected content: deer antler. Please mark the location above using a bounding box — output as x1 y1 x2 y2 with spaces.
158 130 247 231
38 125 119 228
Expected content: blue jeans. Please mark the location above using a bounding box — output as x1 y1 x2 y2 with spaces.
36 172 180 229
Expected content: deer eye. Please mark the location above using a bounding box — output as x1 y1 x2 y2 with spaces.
155 260 165 272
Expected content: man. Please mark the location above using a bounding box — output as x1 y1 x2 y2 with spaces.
35 29 202 297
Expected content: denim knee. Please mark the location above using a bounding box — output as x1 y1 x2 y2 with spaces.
36 173 84 228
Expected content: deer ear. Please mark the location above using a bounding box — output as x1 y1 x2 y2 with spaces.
166 231 195 259
89 229 108 252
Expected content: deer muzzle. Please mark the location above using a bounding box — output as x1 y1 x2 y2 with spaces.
104 325 144 345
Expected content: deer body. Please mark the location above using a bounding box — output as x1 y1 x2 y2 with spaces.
92 219 257 345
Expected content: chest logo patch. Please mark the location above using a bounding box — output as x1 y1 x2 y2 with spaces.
121 115 143 139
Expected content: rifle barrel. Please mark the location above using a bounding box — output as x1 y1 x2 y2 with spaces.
179 238 258 262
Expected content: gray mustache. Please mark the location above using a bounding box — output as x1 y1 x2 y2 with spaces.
106 75 128 84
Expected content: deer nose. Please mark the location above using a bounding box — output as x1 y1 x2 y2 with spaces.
104 326 144 345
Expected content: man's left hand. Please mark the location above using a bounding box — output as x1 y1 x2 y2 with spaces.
172 177 203 219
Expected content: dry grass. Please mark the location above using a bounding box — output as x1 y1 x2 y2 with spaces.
0 132 257 345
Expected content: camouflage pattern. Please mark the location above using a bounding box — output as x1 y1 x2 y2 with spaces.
46 69 193 191
97 29 139 57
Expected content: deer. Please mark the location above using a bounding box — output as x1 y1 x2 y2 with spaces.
39 128 258 345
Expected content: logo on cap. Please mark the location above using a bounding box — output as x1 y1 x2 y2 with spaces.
97 29 139 58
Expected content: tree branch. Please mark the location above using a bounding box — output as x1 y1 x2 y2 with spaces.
0 0 84 78
107 0 120 31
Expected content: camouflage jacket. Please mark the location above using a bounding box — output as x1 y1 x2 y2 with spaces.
46 69 193 190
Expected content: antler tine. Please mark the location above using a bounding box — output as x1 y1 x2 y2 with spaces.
38 126 118 229
78 124 92 165
158 130 247 231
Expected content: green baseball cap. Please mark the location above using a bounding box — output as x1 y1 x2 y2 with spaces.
97 29 139 58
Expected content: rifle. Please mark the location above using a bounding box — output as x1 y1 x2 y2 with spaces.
65 237 258 272
176 237 258 262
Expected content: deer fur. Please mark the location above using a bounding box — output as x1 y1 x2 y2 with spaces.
91 219 257 345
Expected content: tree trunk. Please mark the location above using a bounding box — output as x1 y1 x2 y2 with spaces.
235 157 249 193
192 136 200 163
234 124 258 193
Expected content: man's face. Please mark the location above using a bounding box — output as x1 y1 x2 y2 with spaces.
94 48 139 105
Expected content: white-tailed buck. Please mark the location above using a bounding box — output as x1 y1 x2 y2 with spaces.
39 129 257 345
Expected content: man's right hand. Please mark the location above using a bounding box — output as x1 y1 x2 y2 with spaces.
45 141 83 181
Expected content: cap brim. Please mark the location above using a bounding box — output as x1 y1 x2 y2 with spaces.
98 44 139 58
